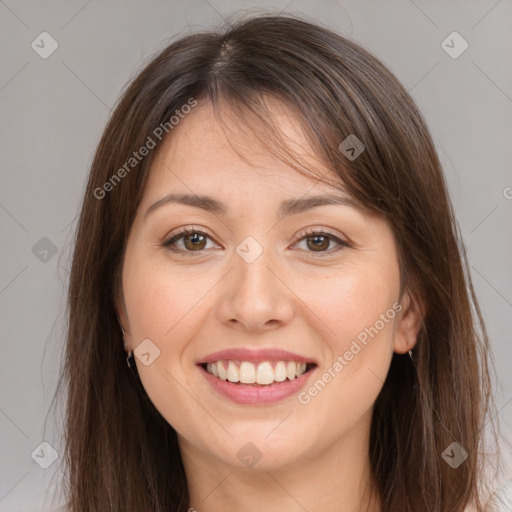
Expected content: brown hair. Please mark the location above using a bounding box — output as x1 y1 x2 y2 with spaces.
55 12 497 511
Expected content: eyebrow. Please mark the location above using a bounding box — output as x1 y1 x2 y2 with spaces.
145 192 361 219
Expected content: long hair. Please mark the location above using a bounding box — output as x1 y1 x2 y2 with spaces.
55 13 496 511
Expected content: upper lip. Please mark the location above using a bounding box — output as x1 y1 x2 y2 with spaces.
196 348 317 365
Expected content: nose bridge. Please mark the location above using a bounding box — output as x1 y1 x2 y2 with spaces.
233 234 277 303
240 238 269 278
217 234 293 330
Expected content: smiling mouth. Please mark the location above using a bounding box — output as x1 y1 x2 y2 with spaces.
200 360 317 386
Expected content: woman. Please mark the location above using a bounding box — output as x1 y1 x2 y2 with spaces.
57 13 498 512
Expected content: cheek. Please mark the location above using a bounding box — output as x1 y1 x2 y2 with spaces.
122 257 209 433
122 255 211 342
310 264 399 352
297 265 399 413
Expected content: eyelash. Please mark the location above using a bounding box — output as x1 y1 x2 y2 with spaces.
161 226 351 258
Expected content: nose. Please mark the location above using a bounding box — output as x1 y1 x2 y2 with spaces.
215 244 295 333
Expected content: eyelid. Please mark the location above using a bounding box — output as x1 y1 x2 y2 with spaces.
291 227 352 258
292 226 346 244
162 225 216 248
164 225 213 240
162 225 352 256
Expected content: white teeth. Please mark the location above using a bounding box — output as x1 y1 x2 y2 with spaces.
205 359 310 384
274 361 287 382
217 361 228 381
256 362 274 385
239 361 256 383
286 361 297 380
227 361 239 383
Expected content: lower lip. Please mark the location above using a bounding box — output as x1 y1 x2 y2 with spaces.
198 364 316 405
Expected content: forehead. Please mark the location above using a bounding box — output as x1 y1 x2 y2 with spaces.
145 98 344 198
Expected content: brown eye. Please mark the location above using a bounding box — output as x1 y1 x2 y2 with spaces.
293 230 351 258
182 232 207 251
163 229 215 254
306 234 331 252
162 228 350 258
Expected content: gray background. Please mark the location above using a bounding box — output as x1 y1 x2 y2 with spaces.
1 0 511 510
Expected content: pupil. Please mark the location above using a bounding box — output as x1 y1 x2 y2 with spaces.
186 233 204 249
309 235 327 250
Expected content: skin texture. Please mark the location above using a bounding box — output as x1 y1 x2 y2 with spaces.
116 99 422 512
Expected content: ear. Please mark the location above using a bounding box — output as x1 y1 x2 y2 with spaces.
393 288 425 354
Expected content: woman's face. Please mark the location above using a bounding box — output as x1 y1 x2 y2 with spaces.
118 99 419 472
